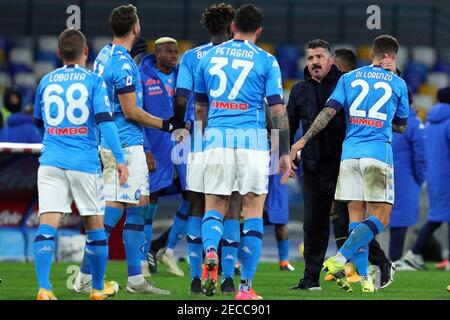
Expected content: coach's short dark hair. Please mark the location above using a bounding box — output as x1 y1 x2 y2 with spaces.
372 35 399 59
201 3 235 36
306 39 331 55
234 4 263 33
109 4 138 37
334 48 357 70
58 28 87 61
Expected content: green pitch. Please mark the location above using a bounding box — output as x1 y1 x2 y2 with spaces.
0 261 448 300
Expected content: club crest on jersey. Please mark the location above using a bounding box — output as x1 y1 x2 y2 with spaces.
134 190 141 201
211 101 248 111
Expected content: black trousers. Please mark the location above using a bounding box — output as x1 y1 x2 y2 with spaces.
301 164 388 282
302 166 337 282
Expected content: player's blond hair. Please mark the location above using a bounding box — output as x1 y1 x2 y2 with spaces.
154 37 177 45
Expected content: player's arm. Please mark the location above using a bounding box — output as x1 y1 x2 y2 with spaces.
93 77 128 184
174 95 188 122
392 84 409 133
33 81 45 137
174 52 194 122
265 56 292 183
118 92 183 132
195 100 208 134
290 76 346 159
193 58 208 133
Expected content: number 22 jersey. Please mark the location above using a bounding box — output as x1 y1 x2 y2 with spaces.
326 64 409 165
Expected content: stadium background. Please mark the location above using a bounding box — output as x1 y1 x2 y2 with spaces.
0 0 448 264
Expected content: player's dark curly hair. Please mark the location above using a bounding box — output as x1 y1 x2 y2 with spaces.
200 3 235 36
109 4 138 37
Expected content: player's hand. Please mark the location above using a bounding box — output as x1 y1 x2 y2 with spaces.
278 154 293 184
162 117 186 133
130 37 148 58
290 138 306 161
380 53 396 73
117 163 129 186
173 128 190 143
145 152 156 172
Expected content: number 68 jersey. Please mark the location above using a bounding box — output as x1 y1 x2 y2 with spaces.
325 64 409 165
34 64 112 174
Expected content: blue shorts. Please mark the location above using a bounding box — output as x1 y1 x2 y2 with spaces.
264 173 289 225
150 161 186 193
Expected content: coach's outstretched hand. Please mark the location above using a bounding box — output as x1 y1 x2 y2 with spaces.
162 116 186 133
117 163 129 186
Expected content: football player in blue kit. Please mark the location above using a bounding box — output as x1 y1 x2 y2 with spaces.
194 4 292 299
33 29 128 300
74 5 184 295
173 3 242 295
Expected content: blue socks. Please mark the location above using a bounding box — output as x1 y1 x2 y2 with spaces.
240 218 263 290
104 206 124 237
348 222 369 276
80 206 123 275
141 204 158 262
221 219 240 280
186 216 203 279
85 229 108 290
277 239 289 263
33 224 56 290
166 199 189 250
202 210 224 252
123 206 145 277
339 216 384 261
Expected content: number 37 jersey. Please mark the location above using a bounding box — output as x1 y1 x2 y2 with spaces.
326 65 409 165
34 64 111 174
194 39 284 151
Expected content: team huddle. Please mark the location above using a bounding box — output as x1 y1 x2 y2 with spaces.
31 3 409 300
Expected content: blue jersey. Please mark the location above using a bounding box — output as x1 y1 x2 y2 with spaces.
194 39 284 151
176 42 216 124
34 64 112 174
156 70 176 98
94 43 143 148
326 65 409 165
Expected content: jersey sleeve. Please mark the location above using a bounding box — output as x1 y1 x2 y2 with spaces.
325 76 346 111
194 57 208 103
113 59 138 95
393 82 409 126
175 51 194 98
92 76 114 124
33 81 43 120
264 55 284 106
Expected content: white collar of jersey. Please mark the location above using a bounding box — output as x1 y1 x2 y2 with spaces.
63 64 80 69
